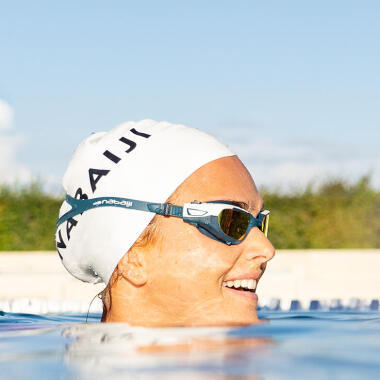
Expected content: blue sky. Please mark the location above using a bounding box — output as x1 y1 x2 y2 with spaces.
0 1 379 191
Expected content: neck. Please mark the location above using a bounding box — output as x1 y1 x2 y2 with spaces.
101 277 175 326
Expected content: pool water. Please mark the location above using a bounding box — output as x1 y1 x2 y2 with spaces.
1 311 380 379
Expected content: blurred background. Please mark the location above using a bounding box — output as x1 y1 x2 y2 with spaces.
0 0 379 316
1 0 378 250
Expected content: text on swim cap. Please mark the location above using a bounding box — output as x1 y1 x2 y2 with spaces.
88 128 151 193
56 127 151 260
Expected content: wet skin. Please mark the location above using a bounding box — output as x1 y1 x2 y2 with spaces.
104 156 275 326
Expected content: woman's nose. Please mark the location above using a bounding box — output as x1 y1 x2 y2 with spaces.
243 227 275 264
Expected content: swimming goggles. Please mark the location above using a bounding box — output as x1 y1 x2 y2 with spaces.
57 195 270 245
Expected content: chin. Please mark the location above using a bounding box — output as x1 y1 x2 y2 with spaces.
183 311 259 327
178 295 260 327
187 317 259 327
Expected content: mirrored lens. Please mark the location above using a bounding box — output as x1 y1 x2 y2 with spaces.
218 209 250 240
261 213 269 237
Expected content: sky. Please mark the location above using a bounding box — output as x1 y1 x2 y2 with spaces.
0 0 379 192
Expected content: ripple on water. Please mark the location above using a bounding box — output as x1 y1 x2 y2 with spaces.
0 311 379 379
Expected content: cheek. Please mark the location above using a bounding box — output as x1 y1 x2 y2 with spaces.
146 219 238 298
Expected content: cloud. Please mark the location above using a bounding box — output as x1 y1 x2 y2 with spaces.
216 123 379 191
0 101 32 184
0 100 14 130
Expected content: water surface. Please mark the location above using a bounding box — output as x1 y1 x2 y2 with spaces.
1 311 379 379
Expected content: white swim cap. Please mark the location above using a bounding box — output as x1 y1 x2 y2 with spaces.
56 120 234 284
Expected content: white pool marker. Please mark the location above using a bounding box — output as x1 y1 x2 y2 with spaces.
0 297 378 314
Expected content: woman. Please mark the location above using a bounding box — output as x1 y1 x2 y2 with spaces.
56 120 275 326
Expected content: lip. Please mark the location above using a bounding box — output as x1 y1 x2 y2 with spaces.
223 272 263 282
223 286 258 301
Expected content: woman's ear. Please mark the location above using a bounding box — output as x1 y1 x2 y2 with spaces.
117 249 147 286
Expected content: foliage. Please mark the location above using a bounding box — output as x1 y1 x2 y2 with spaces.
0 183 62 250
262 176 380 249
0 178 379 250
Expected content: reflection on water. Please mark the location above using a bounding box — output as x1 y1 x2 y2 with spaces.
63 323 272 379
1 311 380 379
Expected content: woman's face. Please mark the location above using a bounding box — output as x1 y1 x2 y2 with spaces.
137 156 275 326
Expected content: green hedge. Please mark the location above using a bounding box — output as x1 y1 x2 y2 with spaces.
0 183 62 250
0 177 378 250
262 177 379 249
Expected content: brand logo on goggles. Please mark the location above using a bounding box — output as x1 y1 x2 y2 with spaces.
93 199 132 207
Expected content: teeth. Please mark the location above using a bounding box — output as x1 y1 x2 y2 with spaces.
248 279 256 289
222 279 257 291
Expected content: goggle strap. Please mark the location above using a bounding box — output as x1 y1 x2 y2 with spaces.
147 203 183 217
56 195 183 228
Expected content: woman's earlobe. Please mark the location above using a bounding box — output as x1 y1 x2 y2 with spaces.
118 250 148 286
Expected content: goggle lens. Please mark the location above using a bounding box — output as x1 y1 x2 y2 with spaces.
218 209 270 241
218 209 250 241
261 213 269 237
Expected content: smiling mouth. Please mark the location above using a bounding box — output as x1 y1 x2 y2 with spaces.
222 279 257 293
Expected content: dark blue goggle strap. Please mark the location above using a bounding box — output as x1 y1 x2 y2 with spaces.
56 194 183 228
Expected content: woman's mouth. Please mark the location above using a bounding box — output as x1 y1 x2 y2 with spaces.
222 279 257 292
222 279 258 300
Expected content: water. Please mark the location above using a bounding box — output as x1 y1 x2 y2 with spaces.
1 311 380 379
